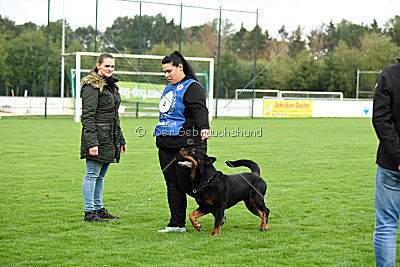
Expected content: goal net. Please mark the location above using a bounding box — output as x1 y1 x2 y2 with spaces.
63 52 214 122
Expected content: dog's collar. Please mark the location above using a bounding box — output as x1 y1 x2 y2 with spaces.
192 172 220 194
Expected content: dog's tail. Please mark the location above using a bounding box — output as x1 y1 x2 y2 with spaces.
225 160 260 176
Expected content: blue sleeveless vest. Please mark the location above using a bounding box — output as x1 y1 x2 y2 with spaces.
154 79 202 136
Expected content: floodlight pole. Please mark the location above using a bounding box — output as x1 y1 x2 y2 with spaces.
138 0 142 55
215 6 222 118
94 0 98 53
44 0 50 119
179 2 182 52
251 9 258 118
60 0 65 98
137 0 142 85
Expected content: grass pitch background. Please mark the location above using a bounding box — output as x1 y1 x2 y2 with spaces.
0 117 382 265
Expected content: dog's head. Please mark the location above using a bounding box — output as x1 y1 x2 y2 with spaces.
179 148 216 180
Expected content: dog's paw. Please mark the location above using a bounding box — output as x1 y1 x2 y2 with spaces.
178 161 193 168
190 220 202 231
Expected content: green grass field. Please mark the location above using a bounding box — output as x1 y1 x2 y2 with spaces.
0 116 382 265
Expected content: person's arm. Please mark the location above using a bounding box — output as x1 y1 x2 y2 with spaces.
81 85 99 155
118 125 127 153
372 71 400 169
184 82 211 140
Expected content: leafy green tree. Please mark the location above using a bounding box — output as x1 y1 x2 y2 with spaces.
147 41 171 56
181 41 214 58
259 53 295 90
369 19 381 34
384 15 400 46
322 21 340 54
288 26 305 58
359 32 400 93
7 30 60 96
0 33 11 95
337 19 368 49
324 40 362 97
291 50 325 90
104 14 177 54
278 25 288 41
74 25 95 50
0 15 19 38
226 25 247 54
219 51 252 98
361 32 400 70
307 27 325 59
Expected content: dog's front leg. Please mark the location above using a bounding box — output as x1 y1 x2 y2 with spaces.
211 208 224 236
189 209 206 231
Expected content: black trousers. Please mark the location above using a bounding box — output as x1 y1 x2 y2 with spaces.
158 144 206 227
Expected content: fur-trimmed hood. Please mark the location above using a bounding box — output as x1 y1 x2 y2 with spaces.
81 71 119 92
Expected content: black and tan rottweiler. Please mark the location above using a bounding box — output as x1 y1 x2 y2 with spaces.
178 148 270 236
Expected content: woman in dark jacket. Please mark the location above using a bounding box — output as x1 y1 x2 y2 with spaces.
154 51 212 233
80 53 127 222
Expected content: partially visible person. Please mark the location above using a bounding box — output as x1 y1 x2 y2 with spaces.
372 57 400 266
80 53 127 222
154 51 212 233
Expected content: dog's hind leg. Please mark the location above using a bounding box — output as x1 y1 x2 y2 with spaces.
253 194 270 232
245 195 269 232
189 209 208 231
244 199 259 217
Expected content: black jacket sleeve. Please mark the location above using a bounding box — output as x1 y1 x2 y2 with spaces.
183 82 210 130
81 85 99 148
372 70 400 166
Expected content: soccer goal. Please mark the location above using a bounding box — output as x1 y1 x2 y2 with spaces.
234 89 280 99
277 90 343 100
234 89 343 100
63 52 214 122
356 69 381 99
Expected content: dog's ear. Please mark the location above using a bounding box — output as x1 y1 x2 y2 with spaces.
206 156 216 165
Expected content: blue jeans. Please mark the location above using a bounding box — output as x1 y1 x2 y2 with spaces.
82 159 110 211
374 165 400 267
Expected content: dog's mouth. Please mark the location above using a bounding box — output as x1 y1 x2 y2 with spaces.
180 150 197 167
179 149 198 180
178 161 194 168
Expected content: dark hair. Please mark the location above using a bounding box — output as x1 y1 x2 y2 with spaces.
162 51 198 81
93 53 114 72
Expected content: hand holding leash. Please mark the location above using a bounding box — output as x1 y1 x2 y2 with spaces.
201 129 211 141
89 146 98 156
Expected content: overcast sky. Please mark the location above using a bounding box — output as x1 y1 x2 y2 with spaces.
0 0 399 37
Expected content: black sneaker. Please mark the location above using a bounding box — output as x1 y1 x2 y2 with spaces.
84 210 108 222
96 208 120 219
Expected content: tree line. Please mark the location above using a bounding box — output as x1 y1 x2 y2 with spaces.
0 14 399 98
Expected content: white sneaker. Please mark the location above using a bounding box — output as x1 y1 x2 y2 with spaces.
157 226 187 233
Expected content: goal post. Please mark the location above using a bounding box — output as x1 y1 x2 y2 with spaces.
356 69 381 99
63 52 214 123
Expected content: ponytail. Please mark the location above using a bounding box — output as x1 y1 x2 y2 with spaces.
162 51 198 81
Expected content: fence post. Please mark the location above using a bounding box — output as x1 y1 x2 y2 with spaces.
356 69 360 99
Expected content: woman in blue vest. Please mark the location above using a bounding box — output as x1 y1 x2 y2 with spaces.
154 51 212 233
